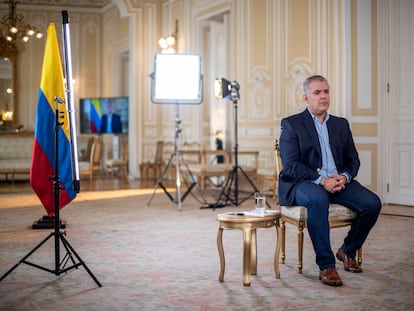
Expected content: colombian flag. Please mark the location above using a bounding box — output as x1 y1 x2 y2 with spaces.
89 98 101 133
30 24 76 216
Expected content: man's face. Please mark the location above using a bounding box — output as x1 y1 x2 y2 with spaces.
303 80 330 117
106 103 113 114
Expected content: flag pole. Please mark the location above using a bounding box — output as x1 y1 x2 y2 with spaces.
59 10 101 286
53 95 64 273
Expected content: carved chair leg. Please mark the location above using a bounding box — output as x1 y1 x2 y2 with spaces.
297 221 305 274
201 177 205 191
280 219 286 264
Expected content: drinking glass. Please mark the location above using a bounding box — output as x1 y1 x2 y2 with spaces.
255 192 266 216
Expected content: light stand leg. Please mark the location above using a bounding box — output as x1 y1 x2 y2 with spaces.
146 152 177 205
211 98 271 209
174 107 182 210
146 104 206 210
214 164 271 208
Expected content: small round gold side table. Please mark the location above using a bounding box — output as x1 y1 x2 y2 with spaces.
216 212 282 286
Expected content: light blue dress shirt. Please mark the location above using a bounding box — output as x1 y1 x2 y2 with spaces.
107 114 112 133
308 109 350 184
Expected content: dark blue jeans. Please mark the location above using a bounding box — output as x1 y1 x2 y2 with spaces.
295 180 382 270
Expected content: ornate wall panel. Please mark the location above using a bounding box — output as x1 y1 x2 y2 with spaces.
81 14 101 97
351 0 378 116
348 0 379 192
357 144 377 191
282 0 345 116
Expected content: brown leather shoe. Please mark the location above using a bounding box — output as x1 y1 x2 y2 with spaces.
319 267 343 286
336 248 362 273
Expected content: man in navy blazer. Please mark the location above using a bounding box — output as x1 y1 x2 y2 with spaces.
278 75 381 286
100 100 123 134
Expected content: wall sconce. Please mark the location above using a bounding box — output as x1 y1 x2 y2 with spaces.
1 110 13 121
1 90 13 121
158 19 178 54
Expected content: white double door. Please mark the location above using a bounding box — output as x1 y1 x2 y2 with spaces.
382 0 414 206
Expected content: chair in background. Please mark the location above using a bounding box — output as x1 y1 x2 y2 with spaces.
79 136 95 161
79 137 103 186
180 141 202 167
140 141 164 181
257 167 277 199
106 140 128 180
256 140 278 199
188 150 230 191
275 139 362 274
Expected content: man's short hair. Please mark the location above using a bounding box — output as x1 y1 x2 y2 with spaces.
302 75 328 94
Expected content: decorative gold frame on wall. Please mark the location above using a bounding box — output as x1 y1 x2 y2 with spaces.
0 36 17 127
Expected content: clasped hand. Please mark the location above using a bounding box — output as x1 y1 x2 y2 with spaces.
323 174 346 193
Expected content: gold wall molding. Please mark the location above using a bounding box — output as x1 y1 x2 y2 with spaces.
352 122 378 137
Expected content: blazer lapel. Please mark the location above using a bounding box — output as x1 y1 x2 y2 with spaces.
301 110 322 158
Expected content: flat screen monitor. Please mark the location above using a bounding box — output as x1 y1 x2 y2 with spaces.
150 53 203 105
79 97 128 134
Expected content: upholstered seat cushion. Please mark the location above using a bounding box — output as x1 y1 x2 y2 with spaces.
106 159 127 166
0 159 32 171
281 204 357 222
78 161 90 171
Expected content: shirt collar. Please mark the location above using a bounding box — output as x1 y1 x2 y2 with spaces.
307 108 329 124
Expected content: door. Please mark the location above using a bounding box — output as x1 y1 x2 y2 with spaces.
383 0 414 206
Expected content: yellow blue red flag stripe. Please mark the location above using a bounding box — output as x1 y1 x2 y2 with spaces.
30 23 76 216
89 98 101 133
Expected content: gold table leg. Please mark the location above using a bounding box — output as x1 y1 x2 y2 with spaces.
251 229 257 276
242 226 252 286
217 227 225 282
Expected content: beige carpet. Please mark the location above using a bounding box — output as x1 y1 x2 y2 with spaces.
0 189 413 310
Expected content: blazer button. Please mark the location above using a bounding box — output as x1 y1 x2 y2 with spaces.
316 168 321 173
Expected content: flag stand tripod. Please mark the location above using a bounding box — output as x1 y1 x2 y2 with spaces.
0 96 101 287
0 12 100 287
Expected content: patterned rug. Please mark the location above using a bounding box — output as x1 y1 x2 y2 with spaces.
0 189 413 311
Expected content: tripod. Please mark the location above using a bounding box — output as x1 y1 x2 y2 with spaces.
213 95 261 208
0 96 101 287
146 104 206 211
